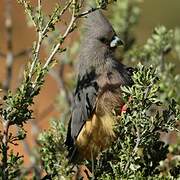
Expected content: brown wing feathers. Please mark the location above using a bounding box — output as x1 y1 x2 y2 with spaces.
65 71 98 162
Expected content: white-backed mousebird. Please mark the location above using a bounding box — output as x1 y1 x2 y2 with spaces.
65 10 133 163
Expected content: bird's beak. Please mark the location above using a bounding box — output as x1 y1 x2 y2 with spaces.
110 36 124 48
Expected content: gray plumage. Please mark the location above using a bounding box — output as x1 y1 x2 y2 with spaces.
76 10 119 76
65 10 133 162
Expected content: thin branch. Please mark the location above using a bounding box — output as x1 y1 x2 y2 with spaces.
29 0 43 77
17 121 42 179
124 126 140 172
20 160 41 179
0 51 6 58
49 65 72 106
43 0 77 69
133 127 140 154
29 33 42 77
3 0 13 93
37 0 42 31
77 7 100 18
42 0 73 39
91 150 95 180
43 3 100 70
79 0 85 9
43 20 75 68
143 82 154 103
59 0 73 17
14 48 31 58
38 0 41 11
159 53 165 72
29 0 73 77
2 120 10 180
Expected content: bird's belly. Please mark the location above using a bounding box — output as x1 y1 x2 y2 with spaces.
76 113 116 160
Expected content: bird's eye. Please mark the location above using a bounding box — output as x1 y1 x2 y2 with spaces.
99 37 108 44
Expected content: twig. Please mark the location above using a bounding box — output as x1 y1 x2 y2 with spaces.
14 48 31 58
133 127 140 153
3 0 13 93
43 3 99 69
29 0 76 75
41 0 73 39
59 0 73 17
2 120 10 180
79 0 85 9
143 81 154 102
77 7 100 18
124 126 140 172
0 51 6 58
43 15 76 69
29 0 74 77
19 160 41 179
49 66 72 106
29 0 43 77
159 53 164 72
91 149 95 180
16 121 41 179
29 30 42 77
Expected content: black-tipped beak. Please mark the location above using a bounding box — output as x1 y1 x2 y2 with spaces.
110 36 124 48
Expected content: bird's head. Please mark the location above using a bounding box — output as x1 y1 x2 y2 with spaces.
84 10 124 50
77 10 124 75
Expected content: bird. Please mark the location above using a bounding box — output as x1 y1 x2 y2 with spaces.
65 10 133 163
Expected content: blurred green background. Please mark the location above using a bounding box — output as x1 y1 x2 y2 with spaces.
135 0 180 44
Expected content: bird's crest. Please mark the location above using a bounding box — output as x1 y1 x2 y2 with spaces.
84 10 115 38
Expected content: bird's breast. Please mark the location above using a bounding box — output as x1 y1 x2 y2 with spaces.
75 75 124 160
76 113 116 160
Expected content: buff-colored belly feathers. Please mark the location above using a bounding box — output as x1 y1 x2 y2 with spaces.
76 113 116 159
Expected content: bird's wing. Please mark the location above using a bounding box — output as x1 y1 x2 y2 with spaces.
71 83 98 139
65 70 98 159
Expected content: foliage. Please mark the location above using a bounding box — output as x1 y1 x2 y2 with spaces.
38 120 71 179
126 26 180 104
91 64 180 179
